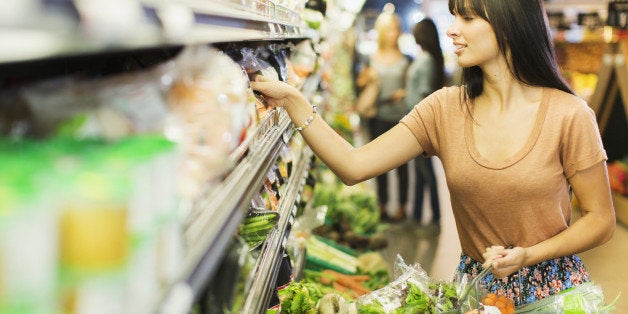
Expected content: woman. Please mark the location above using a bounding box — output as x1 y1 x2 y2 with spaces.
406 18 444 228
356 11 411 221
252 0 615 307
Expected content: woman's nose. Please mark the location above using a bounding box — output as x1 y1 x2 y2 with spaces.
446 25 458 38
446 18 461 38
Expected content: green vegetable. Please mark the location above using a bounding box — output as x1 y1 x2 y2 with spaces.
278 282 322 314
357 301 385 314
403 282 432 312
305 236 358 274
238 211 279 247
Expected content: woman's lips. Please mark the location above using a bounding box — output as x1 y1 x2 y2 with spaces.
453 43 466 55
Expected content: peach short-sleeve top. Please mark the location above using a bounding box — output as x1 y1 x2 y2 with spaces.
400 86 607 261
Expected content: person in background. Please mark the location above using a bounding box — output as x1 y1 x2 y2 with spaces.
406 18 444 229
356 10 412 222
251 0 615 307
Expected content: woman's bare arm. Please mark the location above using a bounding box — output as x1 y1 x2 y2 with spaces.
251 77 423 185
485 161 616 277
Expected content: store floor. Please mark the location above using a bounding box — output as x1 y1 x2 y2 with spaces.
377 158 627 312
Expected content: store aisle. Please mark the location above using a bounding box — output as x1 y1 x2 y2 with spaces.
578 215 628 312
381 158 627 312
380 157 460 280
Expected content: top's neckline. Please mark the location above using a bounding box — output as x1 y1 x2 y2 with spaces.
464 87 549 169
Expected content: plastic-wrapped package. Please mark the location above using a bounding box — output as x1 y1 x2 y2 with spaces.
265 44 289 82
235 47 280 123
165 45 251 198
357 255 461 313
290 40 318 80
515 282 618 313
20 76 98 137
91 69 169 137
21 65 169 141
238 47 279 81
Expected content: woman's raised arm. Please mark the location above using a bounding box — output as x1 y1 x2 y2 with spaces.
251 76 422 185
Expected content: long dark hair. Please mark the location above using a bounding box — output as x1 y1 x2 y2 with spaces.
413 18 445 91
448 0 573 101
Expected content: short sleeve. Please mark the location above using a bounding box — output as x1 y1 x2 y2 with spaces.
400 88 446 157
561 102 607 179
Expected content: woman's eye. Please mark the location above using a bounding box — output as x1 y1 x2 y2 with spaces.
462 15 474 21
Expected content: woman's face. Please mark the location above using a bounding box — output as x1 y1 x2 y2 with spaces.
446 12 500 68
377 19 401 47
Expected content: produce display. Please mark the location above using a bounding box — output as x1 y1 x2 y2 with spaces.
608 160 628 196
274 247 527 314
310 181 388 251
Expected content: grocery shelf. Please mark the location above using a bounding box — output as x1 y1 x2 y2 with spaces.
0 0 314 65
0 2 323 312
241 146 314 313
157 108 292 313
157 67 321 313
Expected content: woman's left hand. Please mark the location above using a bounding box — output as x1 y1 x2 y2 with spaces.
482 246 526 278
390 89 406 103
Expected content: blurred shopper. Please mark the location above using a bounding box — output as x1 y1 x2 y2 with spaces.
356 11 412 221
252 0 615 307
406 18 444 229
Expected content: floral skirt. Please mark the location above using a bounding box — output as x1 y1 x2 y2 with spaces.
455 253 591 307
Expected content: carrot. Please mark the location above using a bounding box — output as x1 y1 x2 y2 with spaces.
321 269 370 282
319 275 333 285
322 269 372 296
347 275 371 282
335 276 371 296
332 281 358 299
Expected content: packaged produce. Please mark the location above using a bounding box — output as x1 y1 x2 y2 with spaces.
233 46 280 123
514 282 618 314
266 43 290 82
165 45 251 198
21 76 97 137
238 208 279 249
356 255 460 313
290 40 318 80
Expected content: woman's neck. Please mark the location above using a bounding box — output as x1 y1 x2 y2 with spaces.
375 47 402 62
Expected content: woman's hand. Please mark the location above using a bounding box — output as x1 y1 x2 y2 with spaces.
390 89 406 104
250 75 305 110
356 67 378 88
482 246 526 278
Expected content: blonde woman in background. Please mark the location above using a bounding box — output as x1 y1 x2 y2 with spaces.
356 11 412 222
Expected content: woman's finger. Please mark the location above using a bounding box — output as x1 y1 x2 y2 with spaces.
253 74 275 82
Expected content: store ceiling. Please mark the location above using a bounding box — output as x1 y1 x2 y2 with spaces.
360 0 422 31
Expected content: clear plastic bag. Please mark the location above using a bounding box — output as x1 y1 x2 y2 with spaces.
515 282 619 313
357 255 462 313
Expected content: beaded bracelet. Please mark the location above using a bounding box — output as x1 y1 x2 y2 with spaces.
294 105 317 132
